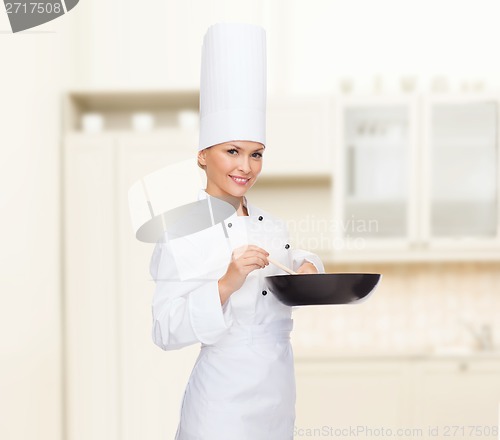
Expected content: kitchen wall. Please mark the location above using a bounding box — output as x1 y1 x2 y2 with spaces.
294 261 500 356
0 11 73 440
2 1 500 440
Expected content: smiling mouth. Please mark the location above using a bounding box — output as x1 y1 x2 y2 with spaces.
229 175 250 184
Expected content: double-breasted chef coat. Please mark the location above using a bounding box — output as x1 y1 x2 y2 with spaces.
150 188 325 440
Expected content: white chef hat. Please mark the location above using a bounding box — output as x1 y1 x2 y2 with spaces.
198 22 267 151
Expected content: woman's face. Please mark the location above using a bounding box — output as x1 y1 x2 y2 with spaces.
198 140 264 198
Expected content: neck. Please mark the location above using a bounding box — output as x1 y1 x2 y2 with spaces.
237 204 249 216
204 188 247 216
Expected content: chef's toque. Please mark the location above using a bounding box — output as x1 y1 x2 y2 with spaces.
198 22 267 151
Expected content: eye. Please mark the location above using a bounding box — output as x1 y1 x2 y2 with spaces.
227 149 238 155
252 152 263 158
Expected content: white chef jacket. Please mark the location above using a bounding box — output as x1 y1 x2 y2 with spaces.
150 188 325 439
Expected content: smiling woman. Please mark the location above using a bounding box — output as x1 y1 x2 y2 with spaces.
197 141 265 214
150 22 325 440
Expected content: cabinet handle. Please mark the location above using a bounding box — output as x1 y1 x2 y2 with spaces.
347 146 355 195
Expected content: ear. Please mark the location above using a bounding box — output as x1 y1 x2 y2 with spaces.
197 149 207 166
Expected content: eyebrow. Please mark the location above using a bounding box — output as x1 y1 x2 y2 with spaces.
229 144 265 152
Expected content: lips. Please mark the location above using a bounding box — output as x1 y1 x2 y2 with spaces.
229 175 250 185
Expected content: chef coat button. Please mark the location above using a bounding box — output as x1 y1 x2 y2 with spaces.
228 222 232 228
261 290 267 296
285 243 290 249
258 216 263 221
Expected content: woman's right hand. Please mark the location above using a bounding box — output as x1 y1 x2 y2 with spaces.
218 245 269 305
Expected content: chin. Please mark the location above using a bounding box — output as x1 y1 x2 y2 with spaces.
227 186 249 197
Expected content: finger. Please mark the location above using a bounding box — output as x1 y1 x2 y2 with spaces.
232 244 264 259
234 261 263 275
248 253 269 265
234 250 269 263
297 264 317 274
241 255 269 268
236 244 269 255
245 250 270 261
246 249 270 260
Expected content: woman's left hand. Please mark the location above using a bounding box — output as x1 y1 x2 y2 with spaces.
296 262 318 274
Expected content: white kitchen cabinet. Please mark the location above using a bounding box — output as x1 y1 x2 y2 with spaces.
64 133 120 440
115 131 204 440
422 96 500 249
64 130 204 440
333 96 419 251
413 358 500 440
332 94 500 262
294 356 500 440
294 359 413 436
265 95 333 176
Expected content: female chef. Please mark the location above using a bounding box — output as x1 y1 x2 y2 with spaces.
149 23 325 440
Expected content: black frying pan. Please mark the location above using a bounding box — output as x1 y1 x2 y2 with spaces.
265 272 382 306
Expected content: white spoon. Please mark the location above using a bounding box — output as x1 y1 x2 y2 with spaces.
267 257 298 275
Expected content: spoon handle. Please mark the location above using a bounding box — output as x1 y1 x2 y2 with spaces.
268 257 298 275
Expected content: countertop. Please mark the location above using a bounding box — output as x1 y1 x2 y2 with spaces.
294 348 500 361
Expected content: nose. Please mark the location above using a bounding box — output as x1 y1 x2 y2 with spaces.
237 155 251 174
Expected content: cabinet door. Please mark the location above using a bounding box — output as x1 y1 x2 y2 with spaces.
413 359 500 439
266 96 332 176
333 97 419 251
423 97 500 247
294 359 413 438
64 133 120 440
116 131 201 440
65 131 202 440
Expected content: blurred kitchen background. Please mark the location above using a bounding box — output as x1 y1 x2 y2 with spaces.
2 1 500 439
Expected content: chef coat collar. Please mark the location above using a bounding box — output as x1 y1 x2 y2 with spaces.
197 188 252 217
